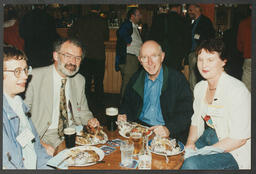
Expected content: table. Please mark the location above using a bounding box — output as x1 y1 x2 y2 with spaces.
54 127 184 170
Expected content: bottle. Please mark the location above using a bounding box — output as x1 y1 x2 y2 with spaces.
138 136 152 169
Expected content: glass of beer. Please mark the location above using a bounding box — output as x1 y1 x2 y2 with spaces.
129 132 143 155
64 127 76 148
106 107 118 131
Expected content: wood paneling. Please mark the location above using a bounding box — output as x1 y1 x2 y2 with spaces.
103 47 122 94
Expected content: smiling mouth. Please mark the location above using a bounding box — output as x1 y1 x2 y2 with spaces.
202 70 209 73
65 64 76 71
17 83 26 87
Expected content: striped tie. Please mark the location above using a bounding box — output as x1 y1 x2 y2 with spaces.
58 79 68 138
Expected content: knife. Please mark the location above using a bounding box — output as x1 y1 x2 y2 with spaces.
57 155 72 167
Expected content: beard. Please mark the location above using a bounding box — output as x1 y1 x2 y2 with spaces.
57 60 79 77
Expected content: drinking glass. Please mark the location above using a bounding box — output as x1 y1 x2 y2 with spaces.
120 140 134 166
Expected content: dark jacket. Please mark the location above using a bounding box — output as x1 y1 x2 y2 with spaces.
148 12 191 71
192 14 215 48
115 19 133 71
19 8 59 68
120 65 193 143
69 12 109 60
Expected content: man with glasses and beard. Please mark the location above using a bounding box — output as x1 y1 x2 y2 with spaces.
24 38 99 155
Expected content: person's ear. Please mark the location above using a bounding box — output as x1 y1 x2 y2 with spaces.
53 52 58 62
161 52 165 63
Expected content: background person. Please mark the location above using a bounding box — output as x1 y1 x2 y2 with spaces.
24 38 99 154
3 46 52 169
69 5 109 112
181 38 251 170
187 4 215 92
115 7 143 99
118 40 193 144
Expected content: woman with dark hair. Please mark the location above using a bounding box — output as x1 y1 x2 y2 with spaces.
3 46 52 169
181 38 251 169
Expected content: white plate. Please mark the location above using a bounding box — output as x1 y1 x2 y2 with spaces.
118 128 153 139
149 140 185 156
47 145 104 169
76 131 108 146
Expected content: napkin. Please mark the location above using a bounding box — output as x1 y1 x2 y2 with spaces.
47 149 70 169
184 146 224 159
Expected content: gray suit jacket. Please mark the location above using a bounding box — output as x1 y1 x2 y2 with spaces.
24 65 93 139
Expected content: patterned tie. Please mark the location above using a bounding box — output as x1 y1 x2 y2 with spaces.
58 79 69 138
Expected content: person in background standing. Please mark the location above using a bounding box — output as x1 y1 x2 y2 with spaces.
187 4 215 92
4 5 24 51
115 7 143 99
237 7 251 92
19 5 59 68
69 5 109 113
147 4 191 73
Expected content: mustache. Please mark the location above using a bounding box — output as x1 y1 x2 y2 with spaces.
64 63 77 70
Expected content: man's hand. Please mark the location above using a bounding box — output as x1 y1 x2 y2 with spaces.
87 118 100 128
117 114 127 122
149 125 170 138
40 140 55 156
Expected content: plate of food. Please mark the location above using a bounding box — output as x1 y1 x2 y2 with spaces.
76 125 108 146
47 145 104 169
116 121 152 138
148 136 184 156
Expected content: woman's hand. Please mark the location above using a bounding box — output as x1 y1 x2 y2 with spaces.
117 114 127 122
149 125 170 138
185 142 196 150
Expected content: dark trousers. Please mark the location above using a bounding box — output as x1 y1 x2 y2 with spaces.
80 58 105 102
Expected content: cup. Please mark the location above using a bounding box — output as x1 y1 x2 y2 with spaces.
129 132 143 155
106 107 118 131
64 127 76 148
120 140 134 166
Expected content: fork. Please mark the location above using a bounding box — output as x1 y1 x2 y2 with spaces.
164 152 169 163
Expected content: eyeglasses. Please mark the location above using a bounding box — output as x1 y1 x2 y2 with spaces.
139 55 160 63
4 66 32 78
58 52 82 62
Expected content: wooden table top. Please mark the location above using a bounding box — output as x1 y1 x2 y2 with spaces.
54 127 184 170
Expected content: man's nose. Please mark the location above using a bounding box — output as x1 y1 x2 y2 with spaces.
147 57 153 65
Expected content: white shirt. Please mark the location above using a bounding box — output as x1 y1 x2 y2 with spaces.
191 72 251 169
48 66 73 129
4 93 37 169
126 22 143 57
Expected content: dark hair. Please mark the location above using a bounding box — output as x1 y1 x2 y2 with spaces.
126 7 138 19
189 4 202 12
53 37 85 59
4 46 27 62
196 38 228 61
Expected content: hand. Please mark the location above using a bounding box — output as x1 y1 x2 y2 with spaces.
117 114 127 122
87 118 100 128
185 143 196 151
40 140 55 156
149 125 170 138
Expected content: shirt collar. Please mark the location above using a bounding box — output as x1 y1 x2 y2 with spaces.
145 66 163 82
3 93 29 119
